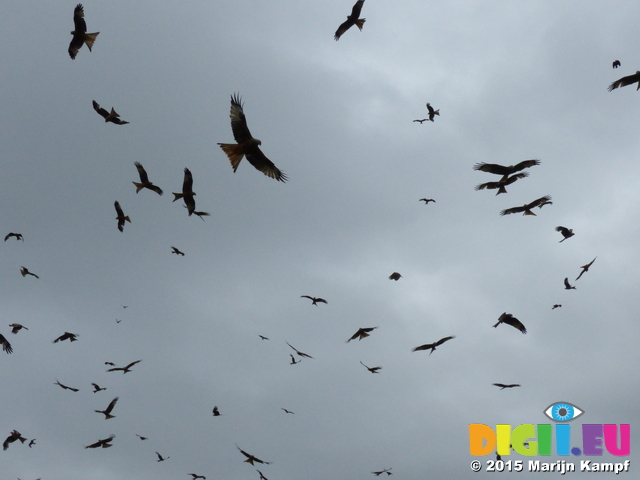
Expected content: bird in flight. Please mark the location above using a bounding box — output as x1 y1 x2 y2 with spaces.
555 226 574 242
95 397 119 419
3 430 26 450
54 379 79 392
412 336 455 355
136 434 148 440
172 168 197 216
91 383 107 393
218 94 287 181
85 434 115 449
608 71 640 91
552 304 562 310
189 475 206 480
564 277 576 290
419 198 435 204
156 452 170 462
493 313 527 334
576 257 596 281
4 232 23 241
372 467 393 476
28 439 36 448
212 406 221 416
426 103 440 122
493 383 521 390
0 334 12 354
334 0 366 41
93 101 129 125
300 295 327 306
347 327 377 342
500 195 552 216
360 361 382 373
171 246 185 256
287 342 313 358
9 323 28 334
257 470 269 480
413 119 429 124
53 332 78 343
281 408 294 414
114 201 130 232
68 4 99 59
20 267 39 279
473 159 540 181
258 335 269 340
475 172 529 195
289 354 300 365
107 359 142 374
613 60 621 68
237 445 271 465
133 162 163 195
389 272 402 281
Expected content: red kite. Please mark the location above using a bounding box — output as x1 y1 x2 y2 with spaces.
500 195 552 216
85 434 115 449
93 101 129 125
107 359 142 374
493 313 526 334
555 226 574 242
9 323 28 334
69 4 99 59
133 162 163 195
114 201 130 232
4 232 23 241
95 397 119 419
608 71 640 91
426 103 440 122
347 327 377 342
301 295 327 306
412 336 455 354
334 0 366 41
576 257 596 281
172 168 196 215
3 430 26 450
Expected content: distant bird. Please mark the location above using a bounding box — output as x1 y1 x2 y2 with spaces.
95 397 119 419
107 359 142 374
564 277 576 290
105 362 116 367
85 434 115 449
189 475 206 480
3 430 26 450
4 232 23 241
257 470 269 480
172 168 196 216
412 336 455 355
286 342 313 359
289 354 300 365
91 383 106 393
555 226 574 242
613 60 621 68
413 119 428 124
258 335 269 340
419 198 435 204
301 295 327 306
192 210 210 221
133 162 163 195
347 327 377 342
114 201 130 232
426 103 440 122
28 439 36 448
372 468 393 476
116 319 122 323
475 172 529 195
0 334 13 354
93 101 129 125
68 4 99 59
493 383 521 390
281 408 294 414
212 406 221 416
136 434 147 440
552 304 562 309
389 272 402 281
500 195 552 216
237 445 271 465
54 379 79 392
53 332 78 343
218 94 287 182
171 246 185 256
608 71 640 91
576 257 596 281
156 451 169 462
20 267 39 279
360 361 382 373
473 160 540 181
334 0 366 41
9 323 28 334
493 313 527 334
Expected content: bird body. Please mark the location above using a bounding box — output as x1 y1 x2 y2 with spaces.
334 0 366 41
20 267 39 278
556 226 574 242
172 168 196 215
93 101 129 125
69 4 99 59
53 332 78 343
389 272 402 281
107 359 142 373
426 103 440 121
500 195 552 216
114 201 130 232
133 162 163 195
3 430 26 450
564 278 576 290
576 257 596 281
91 383 106 393
419 198 435 204
613 60 621 68
212 406 220 416
493 313 527 334
156 451 169 462
237 445 271 465
475 172 529 195
287 342 312 358
171 246 185 256
493 383 521 390
412 336 455 354
9 323 28 334
85 434 115 449
360 361 382 373
95 397 119 419
301 295 327 306
54 379 79 392
4 232 23 241
347 327 377 342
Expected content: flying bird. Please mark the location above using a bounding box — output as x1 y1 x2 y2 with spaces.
493 383 521 390
237 445 271 465
372 468 393 476
4 232 23 241
93 101 129 125
347 327 377 342
608 71 640 91
281 408 294 414
564 277 576 290
576 257 596 281
257 471 269 480
91 383 107 393
68 4 99 59
613 60 621 68
114 201 130 232
500 195 552 216
85 434 115 449
0 334 13 354
419 198 435 204
413 119 428 124
360 361 382 373
473 159 540 180
132 162 163 195
95 397 119 419
300 295 327 306
156 452 170 462
412 336 455 355
334 0 366 41
289 354 300 365
172 168 196 215
53 332 78 343
107 359 142 374
3 430 26 450
189 475 206 480
389 272 402 281
54 379 79 392
9 323 28 334
556 226 574 242
212 406 221 416
258 335 269 340
105 362 116 367
218 94 287 182
286 342 313 358
28 439 36 448
552 304 562 309
136 434 148 440
426 103 440 122
493 313 527 334
475 172 529 195
171 246 185 256
20 267 39 279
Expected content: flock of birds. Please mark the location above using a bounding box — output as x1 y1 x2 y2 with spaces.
3 2 635 478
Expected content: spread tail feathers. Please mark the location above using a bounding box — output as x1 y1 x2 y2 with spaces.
84 32 99 51
355 18 366 31
218 143 245 172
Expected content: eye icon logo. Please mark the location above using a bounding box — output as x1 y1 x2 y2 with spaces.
544 402 584 422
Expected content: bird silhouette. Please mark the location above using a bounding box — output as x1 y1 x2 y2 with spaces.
576 257 596 281
412 336 455 355
493 313 526 334
95 397 119 419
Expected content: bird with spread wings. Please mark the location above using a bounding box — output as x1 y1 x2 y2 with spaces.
172 168 196 215
93 101 129 125
426 103 440 121
608 71 640 91
9 323 28 334
237 445 271 465
300 295 327 306
4 232 23 241
360 361 382 373
576 257 596 281
500 195 552 216
347 327 377 342
475 172 529 195
474 159 540 180
493 383 521 390
218 94 287 182
412 336 455 355
334 0 366 41
85 434 115 449
556 226 574 242
133 162 163 195
493 313 527 334
95 397 119 419
114 201 130 232
3 430 26 450
68 4 99 59
107 359 142 374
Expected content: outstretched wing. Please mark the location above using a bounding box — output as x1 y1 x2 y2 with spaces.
93 100 109 119
244 147 288 182
134 162 150 183
608 71 640 91
229 94 254 144
526 195 552 209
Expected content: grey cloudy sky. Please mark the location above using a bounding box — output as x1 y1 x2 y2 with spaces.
1 1 639 478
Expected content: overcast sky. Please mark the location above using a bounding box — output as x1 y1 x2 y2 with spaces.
1 1 639 479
